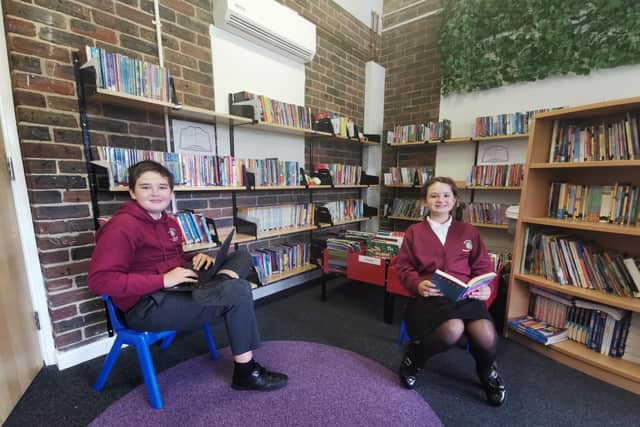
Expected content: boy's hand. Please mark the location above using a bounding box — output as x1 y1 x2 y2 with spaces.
163 267 198 288
192 253 214 270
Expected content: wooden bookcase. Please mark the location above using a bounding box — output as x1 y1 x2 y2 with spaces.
507 96 640 394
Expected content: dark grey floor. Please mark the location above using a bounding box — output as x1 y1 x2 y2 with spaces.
6 277 640 426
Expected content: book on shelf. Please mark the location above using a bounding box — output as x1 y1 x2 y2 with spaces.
430 269 496 302
84 46 171 102
547 114 640 162
508 315 568 345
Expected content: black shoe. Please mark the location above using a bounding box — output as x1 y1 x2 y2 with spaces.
232 363 288 391
479 364 506 406
399 352 421 389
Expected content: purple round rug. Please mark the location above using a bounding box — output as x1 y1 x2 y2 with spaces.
90 340 441 426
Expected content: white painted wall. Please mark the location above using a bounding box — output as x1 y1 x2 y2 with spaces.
440 64 640 138
333 0 383 29
437 64 640 182
363 61 385 231
210 26 306 163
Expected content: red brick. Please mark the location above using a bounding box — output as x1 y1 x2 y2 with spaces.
45 277 73 292
7 36 69 63
37 232 95 251
51 305 78 321
34 218 96 234
13 90 46 108
5 17 37 37
70 19 118 44
13 73 75 96
54 330 82 348
43 261 92 282
21 143 82 160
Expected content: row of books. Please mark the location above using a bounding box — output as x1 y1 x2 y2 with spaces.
384 166 434 185
231 91 312 129
548 114 640 162
463 202 508 225
468 163 524 187
521 228 640 298
323 199 366 222
622 314 640 364
547 182 640 226
473 107 553 137
85 46 171 102
387 198 427 219
174 211 215 245
526 287 634 357
566 300 630 357
312 112 361 139
237 203 315 234
245 159 300 187
388 119 452 143
98 147 243 188
250 243 310 283
313 163 363 186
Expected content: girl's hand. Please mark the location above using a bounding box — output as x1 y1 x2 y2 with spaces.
468 285 491 301
163 267 198 288
418 280 443 298
191 253 214 271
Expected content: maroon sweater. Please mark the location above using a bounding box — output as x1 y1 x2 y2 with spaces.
395 219 493 296
88 200 191 311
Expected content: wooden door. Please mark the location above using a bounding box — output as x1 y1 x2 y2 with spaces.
0 120 42 423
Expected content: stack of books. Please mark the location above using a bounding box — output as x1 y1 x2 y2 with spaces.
508 315 568 345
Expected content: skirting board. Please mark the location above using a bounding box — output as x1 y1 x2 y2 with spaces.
56 335 116 370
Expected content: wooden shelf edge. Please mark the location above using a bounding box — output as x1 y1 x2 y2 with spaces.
317 217 371 228
182 241 219 252
529 160 640 169
465 186 521 190
255 224 317 239
264 264 318 284
522 217 640 236
387 215 422 222
470 223 508 229
513 273 640 312
507 332 640 394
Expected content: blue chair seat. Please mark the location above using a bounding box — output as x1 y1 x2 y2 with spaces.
93 295 218 409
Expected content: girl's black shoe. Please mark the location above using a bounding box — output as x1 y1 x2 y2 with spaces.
399 352 421 389
479 364 506 406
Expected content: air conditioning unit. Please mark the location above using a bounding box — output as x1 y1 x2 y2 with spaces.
214 0 316 63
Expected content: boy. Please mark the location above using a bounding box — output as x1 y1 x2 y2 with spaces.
89 160 287 391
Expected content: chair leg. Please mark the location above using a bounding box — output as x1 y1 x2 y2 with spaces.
398 320 410 346
135 341 163 409
94 336 125 392
158 332 176 349
202 323 218 360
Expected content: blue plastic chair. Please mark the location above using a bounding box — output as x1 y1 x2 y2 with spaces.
93 295 219 409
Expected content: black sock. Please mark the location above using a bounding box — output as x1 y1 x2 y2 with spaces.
234 358 256 378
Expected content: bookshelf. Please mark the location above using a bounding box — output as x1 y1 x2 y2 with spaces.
507 96 640 394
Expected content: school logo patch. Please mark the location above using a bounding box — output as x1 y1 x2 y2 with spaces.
168 227 179 242
463 240 473 252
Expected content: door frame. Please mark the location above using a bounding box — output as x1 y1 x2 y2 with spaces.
0 2 56 366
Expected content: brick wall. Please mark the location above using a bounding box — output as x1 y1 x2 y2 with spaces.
379 1 443 230
4 0 379 351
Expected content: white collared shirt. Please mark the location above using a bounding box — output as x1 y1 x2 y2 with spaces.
426 215 452 245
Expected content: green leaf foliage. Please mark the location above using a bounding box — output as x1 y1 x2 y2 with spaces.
438 0 640 95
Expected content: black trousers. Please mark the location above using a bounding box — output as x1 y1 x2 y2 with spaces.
124 250 261 356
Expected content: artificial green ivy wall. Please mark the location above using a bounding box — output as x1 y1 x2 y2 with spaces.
438 0 640 96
